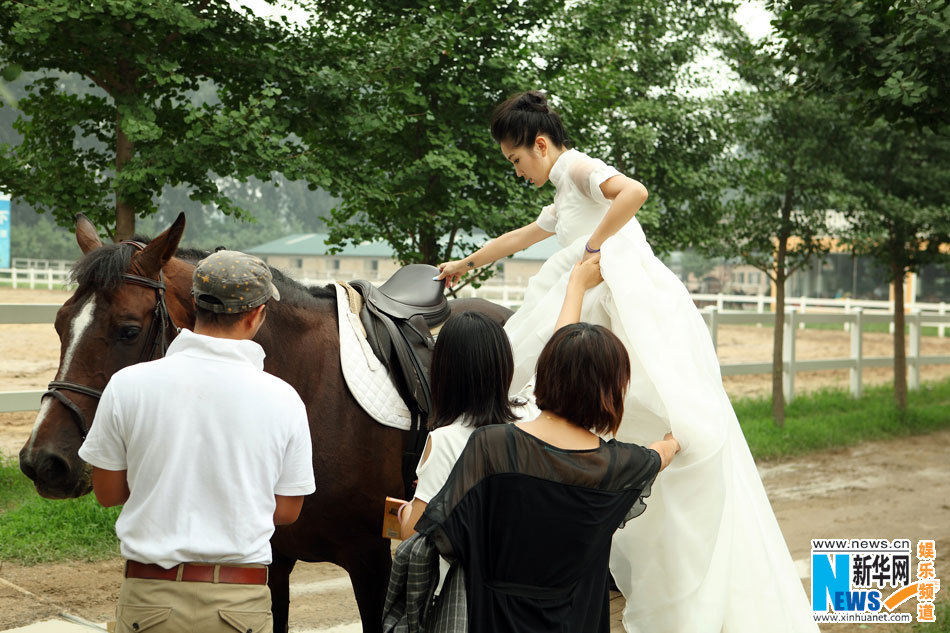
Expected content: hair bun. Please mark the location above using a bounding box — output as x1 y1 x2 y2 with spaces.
517 90 549 113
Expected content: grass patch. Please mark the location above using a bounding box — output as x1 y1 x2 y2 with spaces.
737 378 950 460
911 599 950 632
0 458 121 564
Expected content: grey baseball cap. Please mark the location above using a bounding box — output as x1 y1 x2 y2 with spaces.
192 250 281 313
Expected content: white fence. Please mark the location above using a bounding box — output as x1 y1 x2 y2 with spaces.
2 298 949 413
0 267 73 289
702 307 950 403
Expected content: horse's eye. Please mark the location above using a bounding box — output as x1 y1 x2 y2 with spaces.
118 326 141 342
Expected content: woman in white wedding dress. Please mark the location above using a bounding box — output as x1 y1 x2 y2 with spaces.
437 91 817 632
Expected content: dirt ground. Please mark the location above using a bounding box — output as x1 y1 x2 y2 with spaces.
2 287 949 631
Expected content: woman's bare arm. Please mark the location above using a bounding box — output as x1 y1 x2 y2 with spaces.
437 222 554 286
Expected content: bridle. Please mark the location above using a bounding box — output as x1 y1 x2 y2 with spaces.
43 241 180 440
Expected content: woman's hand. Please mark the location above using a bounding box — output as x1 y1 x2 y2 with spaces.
555 254 602 330
568 253 602 291
436 260 474 287
650 432 681 472
663 432 681 454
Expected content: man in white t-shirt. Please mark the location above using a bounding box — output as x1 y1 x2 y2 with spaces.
79 250 315 633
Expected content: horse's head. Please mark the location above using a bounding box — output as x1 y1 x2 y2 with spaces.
19 213 196 498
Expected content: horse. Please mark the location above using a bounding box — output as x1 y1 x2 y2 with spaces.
17 213 512 632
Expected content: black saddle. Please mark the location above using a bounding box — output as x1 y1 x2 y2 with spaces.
349 265 450 498
354 264 451 325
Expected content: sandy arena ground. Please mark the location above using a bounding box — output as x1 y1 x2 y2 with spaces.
1 287 948 631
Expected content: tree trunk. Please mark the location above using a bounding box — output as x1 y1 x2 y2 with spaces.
892 257 907 411
771 243 787 428
772 181 795 427
114 110 135 241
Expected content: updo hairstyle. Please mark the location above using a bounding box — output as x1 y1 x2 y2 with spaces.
490 90 571 149
533 323 630 436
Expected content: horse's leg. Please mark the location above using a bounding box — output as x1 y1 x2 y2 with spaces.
269 553 297 633
345 538 393 633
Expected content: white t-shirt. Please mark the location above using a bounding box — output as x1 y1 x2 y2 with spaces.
78 329 315 568
413 418 476 503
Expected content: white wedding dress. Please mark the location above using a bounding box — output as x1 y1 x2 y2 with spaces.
504 149 817 632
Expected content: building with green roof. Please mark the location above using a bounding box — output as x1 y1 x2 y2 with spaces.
247 232 561 284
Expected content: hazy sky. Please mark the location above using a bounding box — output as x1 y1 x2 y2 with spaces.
234 0 775 41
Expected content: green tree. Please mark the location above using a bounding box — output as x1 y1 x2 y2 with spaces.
0 1 315 240
836 125 950 410
707 40 852 425
10 213 81 262
770 0 950 409
772 0 950 133
311 0 741 272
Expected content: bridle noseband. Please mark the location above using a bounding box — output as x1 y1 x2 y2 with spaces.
43 241 180 440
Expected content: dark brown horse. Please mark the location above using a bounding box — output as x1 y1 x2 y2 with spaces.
18 213 511 632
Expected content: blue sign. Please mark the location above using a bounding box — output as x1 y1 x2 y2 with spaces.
0 196 10 269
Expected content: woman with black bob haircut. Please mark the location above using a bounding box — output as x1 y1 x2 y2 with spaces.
397 311 522 538
413 261 680 633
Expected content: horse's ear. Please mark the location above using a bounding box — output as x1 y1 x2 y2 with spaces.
76 214 103 254
136 213 186 276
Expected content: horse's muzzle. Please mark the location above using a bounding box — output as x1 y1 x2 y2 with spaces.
19 446 92 499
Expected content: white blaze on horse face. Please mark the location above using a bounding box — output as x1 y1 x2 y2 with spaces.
26 296 97 452
61 296 97 379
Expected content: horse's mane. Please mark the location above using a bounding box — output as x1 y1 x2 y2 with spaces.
70 235 336 305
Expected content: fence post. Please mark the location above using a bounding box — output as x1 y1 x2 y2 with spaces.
47 268 54 290
850 308 863 398
705 306 719 352
11 268 17 289
28 268 35 289
940 302 946 339
799 297 807 329
783 308 796 403
717 294 724 310
909 308 921 391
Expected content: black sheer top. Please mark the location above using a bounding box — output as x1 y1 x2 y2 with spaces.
415 424 661 633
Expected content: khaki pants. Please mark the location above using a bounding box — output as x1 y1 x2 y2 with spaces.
115 574 273 633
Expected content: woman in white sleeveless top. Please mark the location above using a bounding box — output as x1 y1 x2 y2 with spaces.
398 311 522 537
436 91 817 633
401 259 605 537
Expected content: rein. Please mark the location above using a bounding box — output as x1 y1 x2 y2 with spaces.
42 241 180 440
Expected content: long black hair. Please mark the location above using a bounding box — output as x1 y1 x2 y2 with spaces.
429 312 520 430
489 90 571 149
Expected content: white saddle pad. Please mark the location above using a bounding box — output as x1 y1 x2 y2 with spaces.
334 283 412 430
